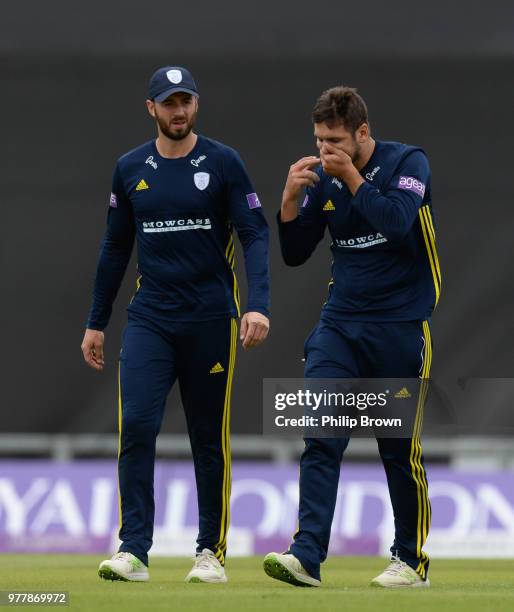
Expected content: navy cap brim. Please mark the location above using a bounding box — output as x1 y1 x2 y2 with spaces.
153 87 199 102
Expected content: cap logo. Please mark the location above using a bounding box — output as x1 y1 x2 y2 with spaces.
166 69 183 84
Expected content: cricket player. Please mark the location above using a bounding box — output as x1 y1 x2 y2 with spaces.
264 86 440 588
81 66 270 583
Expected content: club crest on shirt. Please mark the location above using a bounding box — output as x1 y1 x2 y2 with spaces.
194 172 210 191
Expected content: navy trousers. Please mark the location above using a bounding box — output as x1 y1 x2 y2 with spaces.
117 313 237 566
289 316 432 581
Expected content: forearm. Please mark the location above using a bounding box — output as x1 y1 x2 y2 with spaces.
241 232 270 316
86 239 133 330
341 166 365 195
277 208 326 266
280 194 300 222
351 181 419 240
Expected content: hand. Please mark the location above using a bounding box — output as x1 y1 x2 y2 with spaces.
282 156 320 203
319 143 355 178
281 156 320 222
81 329 105 371
240 312 270 350
320 143 364 195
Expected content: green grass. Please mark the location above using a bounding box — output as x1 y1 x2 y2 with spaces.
3 555 514 612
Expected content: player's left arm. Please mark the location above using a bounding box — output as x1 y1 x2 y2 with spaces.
322 145 430 241
225 150 270 349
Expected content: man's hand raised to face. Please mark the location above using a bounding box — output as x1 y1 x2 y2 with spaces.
319 143 364 195
281 156 320 222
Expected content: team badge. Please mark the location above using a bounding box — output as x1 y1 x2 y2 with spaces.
194 172 210 191
166 69 182 84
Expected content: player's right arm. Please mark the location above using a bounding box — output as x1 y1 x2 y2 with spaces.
81 164 135 371
277 156 326 266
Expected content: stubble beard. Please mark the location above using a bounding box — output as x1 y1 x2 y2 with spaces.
350 140 362 165
155 109 198 141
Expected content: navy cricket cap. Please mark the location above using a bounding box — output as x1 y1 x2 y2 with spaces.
148 66 199 102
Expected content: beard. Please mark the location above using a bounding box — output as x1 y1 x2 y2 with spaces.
350 140 362 164
155 108 198 141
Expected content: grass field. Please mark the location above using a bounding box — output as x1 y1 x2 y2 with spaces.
3 555 514 612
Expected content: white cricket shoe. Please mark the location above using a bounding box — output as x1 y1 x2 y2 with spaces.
370 555 430 588
98 551 149 582
263 552 321 587
185 549 227 583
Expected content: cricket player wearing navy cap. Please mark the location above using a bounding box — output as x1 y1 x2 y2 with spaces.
264 86 440 588
81 66 270 583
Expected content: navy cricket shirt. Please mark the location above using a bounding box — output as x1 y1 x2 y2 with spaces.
278 141 441 321
87 135 270 330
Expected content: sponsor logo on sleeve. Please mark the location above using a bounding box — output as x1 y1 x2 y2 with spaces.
109 193 117 208
246 193 262 209
397 176 426 197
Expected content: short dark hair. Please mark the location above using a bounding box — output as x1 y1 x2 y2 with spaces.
312 86 369 133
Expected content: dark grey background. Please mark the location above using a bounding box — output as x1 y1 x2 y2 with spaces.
3 1 513 433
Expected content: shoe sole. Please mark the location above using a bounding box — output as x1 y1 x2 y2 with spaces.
370 578 430 589
263 555 319 588
98 566 149 582
186 576 228 584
